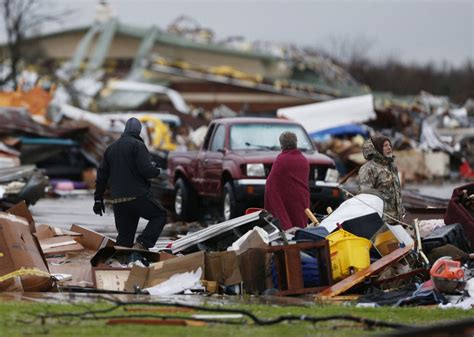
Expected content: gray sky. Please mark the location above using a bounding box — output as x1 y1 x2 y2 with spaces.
5 0 474 67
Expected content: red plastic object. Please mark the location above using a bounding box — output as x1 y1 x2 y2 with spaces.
430 258 464 280
459 159 474 178
245 207 264 215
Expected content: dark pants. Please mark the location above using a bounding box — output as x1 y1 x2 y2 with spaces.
112 196 167 248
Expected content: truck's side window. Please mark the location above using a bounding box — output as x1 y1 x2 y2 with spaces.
202 124 215 150
210 125 225 152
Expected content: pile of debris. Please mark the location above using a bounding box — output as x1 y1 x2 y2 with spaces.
1 183 473 309
0 84 187 208
282 91 474 182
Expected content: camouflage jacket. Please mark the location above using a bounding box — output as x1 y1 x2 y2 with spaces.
358 139 404 225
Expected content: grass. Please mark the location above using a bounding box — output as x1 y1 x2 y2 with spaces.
0 298 472 337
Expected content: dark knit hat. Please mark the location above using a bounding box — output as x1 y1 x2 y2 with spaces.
371 136 391 156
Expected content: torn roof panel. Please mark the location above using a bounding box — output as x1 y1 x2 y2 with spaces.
277 94 376 135
0 108 87 138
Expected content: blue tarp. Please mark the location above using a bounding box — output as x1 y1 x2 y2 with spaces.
20 137 78 146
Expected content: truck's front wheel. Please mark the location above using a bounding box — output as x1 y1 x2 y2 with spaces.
222 182 242 221
174 178 196 221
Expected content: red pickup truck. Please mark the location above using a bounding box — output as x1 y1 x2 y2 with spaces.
167 117 343 221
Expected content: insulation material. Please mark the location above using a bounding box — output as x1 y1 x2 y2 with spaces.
319 193 384 233
277 94 375 136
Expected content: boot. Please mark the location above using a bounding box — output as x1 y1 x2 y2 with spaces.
133 241 149 251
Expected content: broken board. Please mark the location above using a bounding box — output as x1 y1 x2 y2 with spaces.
319 245 413 298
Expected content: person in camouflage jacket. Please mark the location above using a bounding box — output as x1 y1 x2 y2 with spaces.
358 136 405 225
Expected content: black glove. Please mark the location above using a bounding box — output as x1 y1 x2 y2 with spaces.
93 199 105 216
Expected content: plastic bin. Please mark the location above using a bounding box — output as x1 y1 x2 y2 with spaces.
373 229 399 256
327 229 372 281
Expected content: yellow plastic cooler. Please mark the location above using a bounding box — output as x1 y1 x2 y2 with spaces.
326 229 372 281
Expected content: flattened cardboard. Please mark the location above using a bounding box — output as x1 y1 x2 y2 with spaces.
125 251 205 292
35 224 81 240
0 212 52 292
39 236 84 256
47 252 94 287
205 251 242 286
6 201 35 234
70 224 114 251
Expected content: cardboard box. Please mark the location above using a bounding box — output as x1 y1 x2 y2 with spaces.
0 212 53 292
92 267 131 291
90 246 162 267
125 251 243 292
34 224 84 256
91 247 165 291
35 224 81 240
238 248 268 294
70 224 114 251
6 201 35 234
125 251 205 292
38 237 84 256
205 251 242 286
47 252 94 288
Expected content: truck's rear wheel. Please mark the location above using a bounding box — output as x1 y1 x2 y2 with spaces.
174 178 197 221
222 182 242 221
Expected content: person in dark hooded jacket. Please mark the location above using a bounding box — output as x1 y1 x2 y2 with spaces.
93 117 167 249
358 136 404 225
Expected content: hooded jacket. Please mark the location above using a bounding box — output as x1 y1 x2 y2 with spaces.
358 138 404 225
94 118 161 200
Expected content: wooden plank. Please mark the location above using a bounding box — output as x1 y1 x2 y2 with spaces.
319 245 413 298
317 295 360 303
285 248 303 289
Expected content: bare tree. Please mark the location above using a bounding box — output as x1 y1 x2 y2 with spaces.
0 0 69 88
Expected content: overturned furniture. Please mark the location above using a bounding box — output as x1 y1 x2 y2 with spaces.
269 241 333 296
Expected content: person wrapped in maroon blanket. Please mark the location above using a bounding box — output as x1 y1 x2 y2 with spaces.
264 131 310 230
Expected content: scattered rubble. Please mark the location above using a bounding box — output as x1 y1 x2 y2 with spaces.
0 181 472 313
0 14 472 318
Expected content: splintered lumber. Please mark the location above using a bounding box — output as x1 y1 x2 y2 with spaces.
319 245 413 298
304 208 319 225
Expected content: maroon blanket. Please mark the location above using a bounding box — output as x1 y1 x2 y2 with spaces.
264 149 310 230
